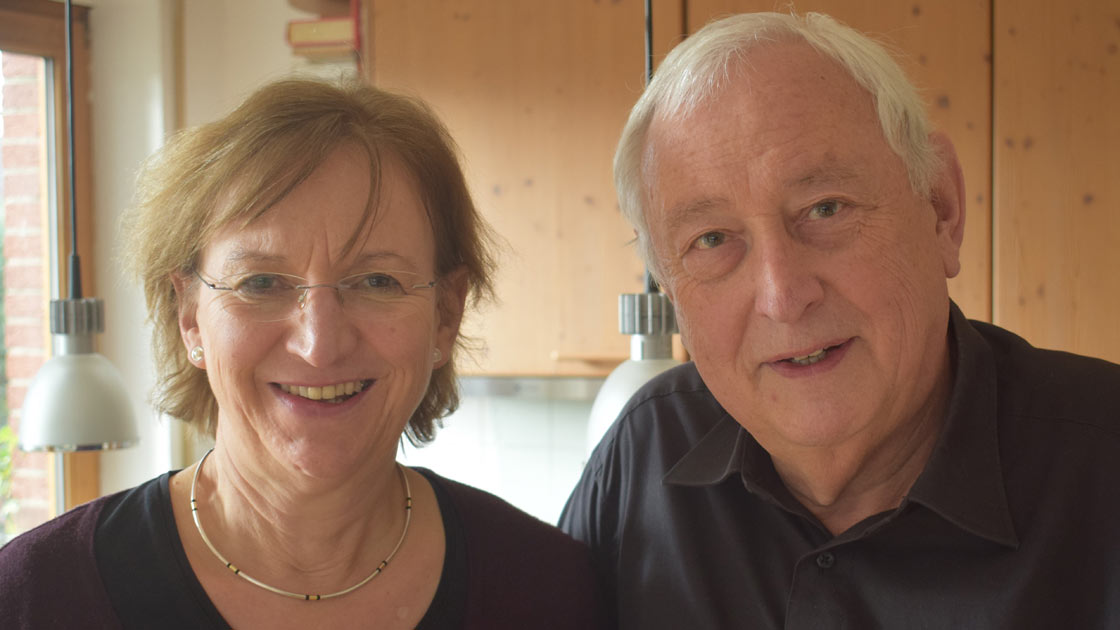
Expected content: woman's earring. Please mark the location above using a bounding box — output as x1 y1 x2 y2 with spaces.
432 348 442 364
190 346 204 363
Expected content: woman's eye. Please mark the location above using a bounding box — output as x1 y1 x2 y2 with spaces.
694 232 726 250
357 273 404 294
237 274 286 294
808 200 841 219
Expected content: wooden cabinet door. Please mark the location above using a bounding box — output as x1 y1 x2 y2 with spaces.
685 0 994 321
367 0 683 376
993 0 1120 362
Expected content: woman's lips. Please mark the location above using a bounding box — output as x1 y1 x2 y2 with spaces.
276 379 373 403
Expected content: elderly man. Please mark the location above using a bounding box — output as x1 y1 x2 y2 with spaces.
560 12 1120 629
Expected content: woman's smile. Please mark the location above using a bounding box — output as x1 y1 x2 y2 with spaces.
276 379 374 403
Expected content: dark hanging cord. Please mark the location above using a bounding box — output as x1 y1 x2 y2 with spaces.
643 0 660 295
65 0 82 299
644 0 653 85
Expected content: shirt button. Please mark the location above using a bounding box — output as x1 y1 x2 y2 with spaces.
816 552 836 569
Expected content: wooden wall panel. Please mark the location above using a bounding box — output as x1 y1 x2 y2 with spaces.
685 0 994 321
369 1 683 375
993 0 1120 361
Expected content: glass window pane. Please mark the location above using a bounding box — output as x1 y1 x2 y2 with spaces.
0 50 54 542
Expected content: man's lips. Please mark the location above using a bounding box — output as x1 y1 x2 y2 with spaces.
766 338 853 367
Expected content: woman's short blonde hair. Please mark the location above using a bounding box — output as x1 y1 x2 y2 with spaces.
123 78 496 444
615 12 941 277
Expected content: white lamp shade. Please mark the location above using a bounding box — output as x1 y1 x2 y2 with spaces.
586 357 681 456
19 352 138 451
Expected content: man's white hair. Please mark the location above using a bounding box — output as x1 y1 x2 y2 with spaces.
615 12 941 278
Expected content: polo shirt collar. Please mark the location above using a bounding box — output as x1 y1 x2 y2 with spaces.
663 412 743 487
662 302 1019 548
908 303 1019 548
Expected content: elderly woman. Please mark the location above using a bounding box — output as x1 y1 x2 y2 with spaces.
0 79 605 629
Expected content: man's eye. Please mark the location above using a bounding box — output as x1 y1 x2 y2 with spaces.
694 232 726 250
808 200 841 219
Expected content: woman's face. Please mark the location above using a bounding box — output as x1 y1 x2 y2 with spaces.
178 145 463 481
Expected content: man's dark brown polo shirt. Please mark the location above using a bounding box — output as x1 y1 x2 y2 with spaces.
560 304 1120 629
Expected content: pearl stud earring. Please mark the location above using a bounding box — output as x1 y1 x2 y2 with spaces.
432 348 442 364
190 346 204 363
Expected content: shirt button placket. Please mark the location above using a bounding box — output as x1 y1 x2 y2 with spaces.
787 550 844 630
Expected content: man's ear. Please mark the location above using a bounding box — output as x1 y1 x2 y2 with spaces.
171 271 203 361
928 132 967 279
434 266 469 367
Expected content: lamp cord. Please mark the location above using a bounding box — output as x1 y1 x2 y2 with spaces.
64 0 82 299
644 0 653 85
643 0 660 295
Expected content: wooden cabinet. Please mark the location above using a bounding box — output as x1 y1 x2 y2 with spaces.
367 0 682 376
992 0 1120 363
367 0 1119 374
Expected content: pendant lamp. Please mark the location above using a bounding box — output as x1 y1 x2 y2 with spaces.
18 0 138 453
585 0 681 456
585 289 680 455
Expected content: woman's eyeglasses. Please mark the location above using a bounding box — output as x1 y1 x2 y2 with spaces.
193 269 437 322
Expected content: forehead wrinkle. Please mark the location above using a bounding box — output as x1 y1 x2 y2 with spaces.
645 120 740 237
787 163 863 190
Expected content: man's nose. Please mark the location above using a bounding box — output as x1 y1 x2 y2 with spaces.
752 233 824 323
287 285 356 366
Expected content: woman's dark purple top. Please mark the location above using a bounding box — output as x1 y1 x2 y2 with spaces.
0 467 606 629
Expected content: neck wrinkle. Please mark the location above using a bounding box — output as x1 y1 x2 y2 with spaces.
196 443 407 586
773 346 953 536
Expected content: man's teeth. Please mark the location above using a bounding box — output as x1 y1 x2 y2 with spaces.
279 381 366 401
789 348 828 366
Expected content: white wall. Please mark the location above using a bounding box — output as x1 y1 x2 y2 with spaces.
400 392 595 524
179 0 343 127
88 0 177 495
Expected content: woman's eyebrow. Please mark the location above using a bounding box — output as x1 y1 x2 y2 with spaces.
219 249 287 274
217 249 424 274
350 251 416 269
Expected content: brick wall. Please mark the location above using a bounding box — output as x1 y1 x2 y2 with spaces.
1 50 51 535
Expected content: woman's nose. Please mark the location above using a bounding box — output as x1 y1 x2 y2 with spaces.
296 282 343 311
286 286 356 366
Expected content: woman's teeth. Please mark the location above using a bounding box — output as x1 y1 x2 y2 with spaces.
788 348 828 366
279 380 367 402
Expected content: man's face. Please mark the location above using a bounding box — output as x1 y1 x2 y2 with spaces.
644 41 962 460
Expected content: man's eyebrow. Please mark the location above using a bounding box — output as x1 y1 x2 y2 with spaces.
664 197 727 233
787 165 862 189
